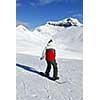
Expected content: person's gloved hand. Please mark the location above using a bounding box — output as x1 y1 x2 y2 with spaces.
40 57 43 60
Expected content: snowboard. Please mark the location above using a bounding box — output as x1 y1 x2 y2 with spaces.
39 72 67 84
55 80 67 84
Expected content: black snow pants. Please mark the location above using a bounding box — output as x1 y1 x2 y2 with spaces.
45 60 58 78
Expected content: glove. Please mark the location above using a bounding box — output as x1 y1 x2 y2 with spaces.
40 57 43 60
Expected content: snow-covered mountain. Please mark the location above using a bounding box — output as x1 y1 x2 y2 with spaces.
16 24 48 56
47 17 82 27
16 25 30 32
16 18 83 59
16 18 83 100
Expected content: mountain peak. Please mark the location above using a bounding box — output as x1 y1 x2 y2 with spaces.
47 17 82 27
16 24 30 32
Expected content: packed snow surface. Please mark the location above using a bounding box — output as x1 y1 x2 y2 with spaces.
16 54 82 100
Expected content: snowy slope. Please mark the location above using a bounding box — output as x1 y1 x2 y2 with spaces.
32 17 83 53
16 54 82 100
16 25 48 56
16 18 83 100
34 25 82 52
16 18 83 59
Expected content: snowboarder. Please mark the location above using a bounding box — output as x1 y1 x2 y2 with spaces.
40 39 59 80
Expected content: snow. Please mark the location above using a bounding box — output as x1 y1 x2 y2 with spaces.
47 17 82 27
16 54 82 100
16 17 83 100
16 18 83 59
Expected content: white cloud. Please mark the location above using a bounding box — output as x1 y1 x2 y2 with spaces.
30 2 37 7
30 0 81 7
38 0 58 5
16 3 21 7
30 0 63 7
16 0 22 7
38 0 81 5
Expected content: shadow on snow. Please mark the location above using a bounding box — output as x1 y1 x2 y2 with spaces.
16 63 54 81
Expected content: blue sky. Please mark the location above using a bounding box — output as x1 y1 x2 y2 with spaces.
16 0 83 30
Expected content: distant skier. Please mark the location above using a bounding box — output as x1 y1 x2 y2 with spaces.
40 39 59 80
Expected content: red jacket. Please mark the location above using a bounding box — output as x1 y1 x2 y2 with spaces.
46 49 56 61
